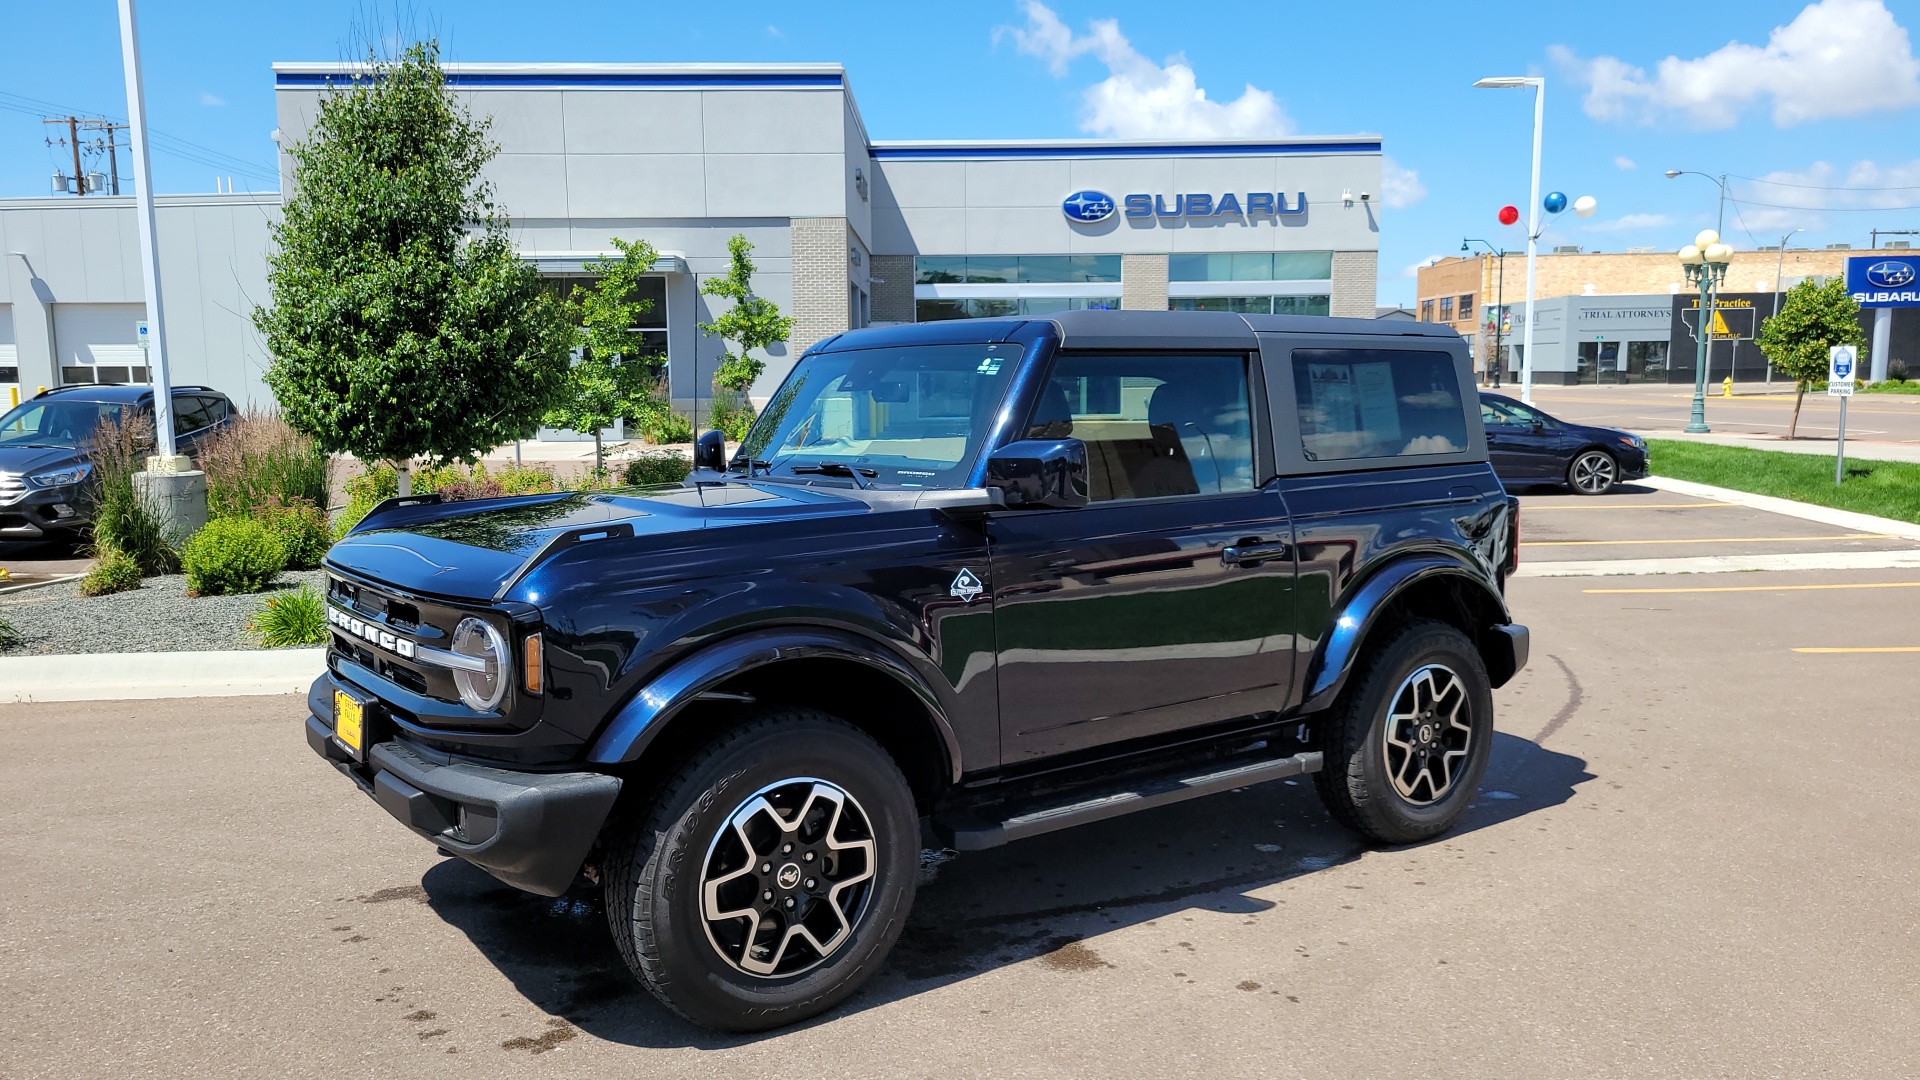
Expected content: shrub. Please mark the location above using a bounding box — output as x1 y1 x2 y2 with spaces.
334 465 398 538
708 397 755 442
198 410 332 518
494 463 559 495
250 585 329 647
0 614 21 650
87 410 180 575
253 496 331 570
635 400 694 445
182 517 288 596
79 548 143 597
623 453 693 486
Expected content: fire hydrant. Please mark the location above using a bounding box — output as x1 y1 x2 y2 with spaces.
1722 376 1733 398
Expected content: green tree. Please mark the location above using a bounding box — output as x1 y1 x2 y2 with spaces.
543 237 668 475
699 234 794 440
253 40 574 495
1756 277 1867 440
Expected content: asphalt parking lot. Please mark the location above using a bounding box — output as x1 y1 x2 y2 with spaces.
4 487 1919 1079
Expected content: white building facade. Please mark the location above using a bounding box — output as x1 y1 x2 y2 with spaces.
1 63 1383 432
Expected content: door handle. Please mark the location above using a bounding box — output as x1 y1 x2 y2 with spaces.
1222 538 1291 568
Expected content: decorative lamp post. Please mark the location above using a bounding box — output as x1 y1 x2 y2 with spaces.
1678 230 1733 434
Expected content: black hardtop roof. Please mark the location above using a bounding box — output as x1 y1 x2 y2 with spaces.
810 309 1462 355
35 384 225 403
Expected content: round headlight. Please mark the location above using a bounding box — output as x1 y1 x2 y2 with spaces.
451 617 509 711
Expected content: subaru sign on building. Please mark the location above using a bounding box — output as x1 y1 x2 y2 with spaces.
1848 255 1920 307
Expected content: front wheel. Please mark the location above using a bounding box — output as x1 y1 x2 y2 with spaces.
1568 449 1618 495
603 709 919 1031
1315 620 1494 844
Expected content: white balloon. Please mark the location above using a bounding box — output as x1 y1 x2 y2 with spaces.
1573 195 1598 218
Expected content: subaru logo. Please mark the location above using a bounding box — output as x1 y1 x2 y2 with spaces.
1061 190 1116 223
1866 261 1916 289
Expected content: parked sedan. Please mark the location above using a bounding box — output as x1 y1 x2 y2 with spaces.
1478 393 1648 495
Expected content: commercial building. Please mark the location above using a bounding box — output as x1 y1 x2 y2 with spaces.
1 63 1384 432
1417 246 1919 384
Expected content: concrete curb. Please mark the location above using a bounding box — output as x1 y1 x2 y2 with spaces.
0 648 324 703
1641 475 1920 542
0 574 86 596
1516 550 1920 578
1635 430 1920 466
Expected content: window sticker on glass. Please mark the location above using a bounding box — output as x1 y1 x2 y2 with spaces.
1351 363 1402 445
976 358 1002 375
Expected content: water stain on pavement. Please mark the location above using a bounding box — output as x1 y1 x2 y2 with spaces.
501 1018 578 1054
1039 938 1113 971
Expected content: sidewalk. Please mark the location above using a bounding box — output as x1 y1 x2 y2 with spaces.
1633 429 1920 465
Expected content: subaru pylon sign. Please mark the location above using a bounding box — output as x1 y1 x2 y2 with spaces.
1061 191 1117 223
1846 255 1920 307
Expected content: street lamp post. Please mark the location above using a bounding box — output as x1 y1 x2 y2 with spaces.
1665 169 1732 390
1768 228 1803 386
1475 76 1545 404
1463 239 1507 387
1678 232 1733 434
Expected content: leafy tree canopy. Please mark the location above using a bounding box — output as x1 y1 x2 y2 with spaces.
543 237 669 472
253 40 573 482
1757 277 1866 386
700 235 794 395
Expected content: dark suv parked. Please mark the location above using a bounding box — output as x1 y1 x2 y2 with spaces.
307 310 1527 1031
0 384 236 542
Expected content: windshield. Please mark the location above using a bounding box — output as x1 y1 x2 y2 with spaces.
738 342 1021 488
0 399 128 449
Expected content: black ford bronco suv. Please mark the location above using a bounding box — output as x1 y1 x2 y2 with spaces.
307 310 1526 1031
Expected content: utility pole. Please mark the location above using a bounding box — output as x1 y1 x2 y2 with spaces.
78 119 130 195
43 117 86 194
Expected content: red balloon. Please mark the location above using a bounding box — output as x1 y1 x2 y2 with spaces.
1498 204 1520 226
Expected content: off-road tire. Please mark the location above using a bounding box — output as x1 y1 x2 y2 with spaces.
602 709 919 1031
1314 620 1494 844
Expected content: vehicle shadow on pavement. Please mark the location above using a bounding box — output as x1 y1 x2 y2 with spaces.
415 730 1588 1048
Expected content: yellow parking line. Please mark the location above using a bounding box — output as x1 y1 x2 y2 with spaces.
1524 534 1897 547
1586 581 1920 594
1793 646 1920 653
1526 502 1737 511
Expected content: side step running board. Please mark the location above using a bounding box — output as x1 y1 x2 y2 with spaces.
943 750 1323 851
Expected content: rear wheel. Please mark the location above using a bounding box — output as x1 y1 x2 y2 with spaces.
1568 449 1618 495
603 710 919 1031
1315 620 1494 844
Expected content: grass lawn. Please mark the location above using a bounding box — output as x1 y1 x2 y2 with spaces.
1648 440 1920 524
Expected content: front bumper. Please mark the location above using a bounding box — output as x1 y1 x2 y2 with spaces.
306 674 621 896
0 484 88 539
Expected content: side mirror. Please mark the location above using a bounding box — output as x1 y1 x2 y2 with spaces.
984 438 1089 509
694 429 728 473
1530 419 1546 432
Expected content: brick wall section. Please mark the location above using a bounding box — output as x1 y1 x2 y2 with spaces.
1330 251 1377 318
1121 253 1168 310
789 217 850 353
869 255 915 323
1418 248 1856 312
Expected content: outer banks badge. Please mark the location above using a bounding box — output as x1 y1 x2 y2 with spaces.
949 568 984 603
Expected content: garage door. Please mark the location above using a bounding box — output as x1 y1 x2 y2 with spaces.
53 304 150 386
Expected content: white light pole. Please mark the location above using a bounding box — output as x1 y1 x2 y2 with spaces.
117 0 180 465
1475 76 1545 404
1768 228 1802 385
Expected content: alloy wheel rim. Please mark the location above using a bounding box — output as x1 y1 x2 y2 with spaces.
1381 664 1473 806
699 777 878 979
1573 452 1615 493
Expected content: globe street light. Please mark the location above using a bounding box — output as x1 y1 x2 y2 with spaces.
1475 75 1545 404
1678 230 1734 434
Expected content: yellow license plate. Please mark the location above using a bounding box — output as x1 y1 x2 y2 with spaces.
334 691 364 753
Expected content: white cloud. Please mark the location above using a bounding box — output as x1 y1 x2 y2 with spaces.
1613 156 1637 170
199 92 225 107
1552 0 1920 128
1001 1 1291 138
765 25 782 37
1380 156 1425 209
1402 255 1444 279
1724 157 1920 231
1586 212 1672 232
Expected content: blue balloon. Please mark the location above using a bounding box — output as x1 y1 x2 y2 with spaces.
1543 191 1569 214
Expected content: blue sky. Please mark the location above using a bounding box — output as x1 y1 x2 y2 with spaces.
4 0 1918 305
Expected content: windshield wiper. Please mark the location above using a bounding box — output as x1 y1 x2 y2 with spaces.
790 461 877 488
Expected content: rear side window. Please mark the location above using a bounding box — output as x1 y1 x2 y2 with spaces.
1293 348 1467 461
1024 354 1255 501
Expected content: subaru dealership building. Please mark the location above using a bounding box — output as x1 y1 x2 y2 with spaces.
0 63 1383 430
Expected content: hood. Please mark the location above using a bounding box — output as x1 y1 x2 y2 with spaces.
323 481 885 602
0 444 86 477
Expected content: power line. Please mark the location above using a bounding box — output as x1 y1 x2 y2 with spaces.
1732 172 1920 193
0 90 277 184
1729 196 1920 213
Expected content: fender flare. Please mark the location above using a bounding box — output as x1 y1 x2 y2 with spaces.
1299 553 1516 714
585 626 964 783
